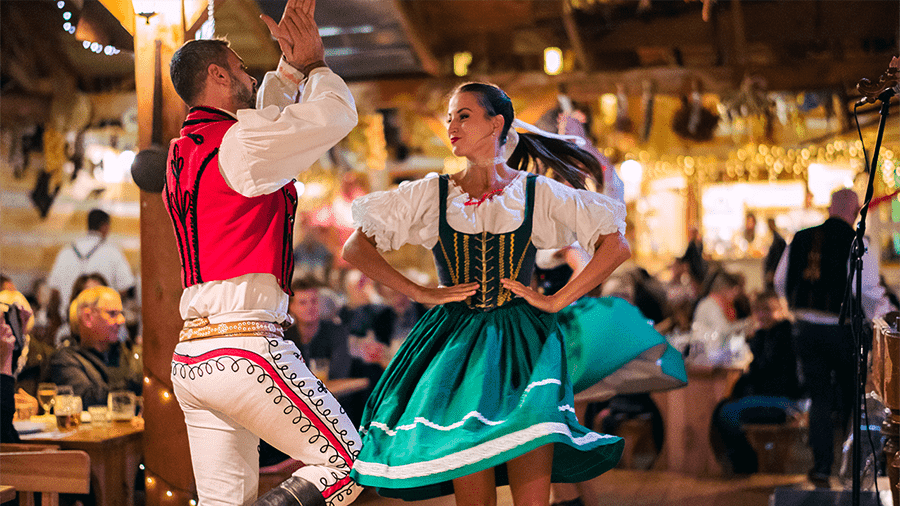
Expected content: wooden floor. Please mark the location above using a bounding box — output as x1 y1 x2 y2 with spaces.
353 473 895 506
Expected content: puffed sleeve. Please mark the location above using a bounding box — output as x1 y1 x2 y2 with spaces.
351 174 440 252
532 176 627 250
219 63 358 198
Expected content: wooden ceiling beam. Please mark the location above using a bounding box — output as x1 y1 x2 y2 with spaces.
1 2 79 93
478 53 894 98
215 0 279 69
186 0 227 38
97 0 135 36
392 0 440 76
561 0 593 72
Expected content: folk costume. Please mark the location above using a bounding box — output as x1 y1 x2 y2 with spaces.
774 216 893 480
165 60 362 506
347 171 627 500
534 250 686 404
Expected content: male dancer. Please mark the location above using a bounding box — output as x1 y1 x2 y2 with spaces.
164 1 361 505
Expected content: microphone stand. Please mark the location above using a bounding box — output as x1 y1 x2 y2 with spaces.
839 76 896 506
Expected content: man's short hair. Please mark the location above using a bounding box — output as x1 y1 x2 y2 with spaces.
69 286 120 335
291 276 324 294
87 209 110 231
170 38 232 106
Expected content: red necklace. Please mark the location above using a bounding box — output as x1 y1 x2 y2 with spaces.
464 187 505 206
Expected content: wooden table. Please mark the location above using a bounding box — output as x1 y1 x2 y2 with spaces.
651 364 745 476
21 420 143 506
324 377 370 398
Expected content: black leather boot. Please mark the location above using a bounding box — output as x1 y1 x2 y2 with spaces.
252 476 326 506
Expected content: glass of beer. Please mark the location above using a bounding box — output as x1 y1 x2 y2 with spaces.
54 394 82 431
107 391 136 421
37 383 57 415
309 358 330 381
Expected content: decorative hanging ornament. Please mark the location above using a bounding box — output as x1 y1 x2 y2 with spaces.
672 79 719 142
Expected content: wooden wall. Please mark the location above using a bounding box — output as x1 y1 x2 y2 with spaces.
0 118 142 293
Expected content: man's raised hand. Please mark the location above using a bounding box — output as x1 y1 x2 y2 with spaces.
260 0 325 72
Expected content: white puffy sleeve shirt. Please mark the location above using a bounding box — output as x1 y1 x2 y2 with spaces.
179 61 358 324
351 172 626 253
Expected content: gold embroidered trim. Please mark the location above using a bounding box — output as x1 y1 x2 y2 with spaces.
462 234 470 284
498 235 508 305
438 237 459 286
509 239 532 286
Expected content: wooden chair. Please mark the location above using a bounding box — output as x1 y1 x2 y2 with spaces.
0 444 90 506
743 413 808 474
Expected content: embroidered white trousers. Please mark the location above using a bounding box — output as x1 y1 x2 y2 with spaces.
172 335 362 506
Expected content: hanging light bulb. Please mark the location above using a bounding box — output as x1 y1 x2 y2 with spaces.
544 47 563 76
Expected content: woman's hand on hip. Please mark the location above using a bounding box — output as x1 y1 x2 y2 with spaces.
412 282 479 306
500 279 565 313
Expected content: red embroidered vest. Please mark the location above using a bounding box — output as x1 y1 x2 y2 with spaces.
163 106 297 294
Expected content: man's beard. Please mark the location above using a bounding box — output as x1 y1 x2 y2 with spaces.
231 76 256 109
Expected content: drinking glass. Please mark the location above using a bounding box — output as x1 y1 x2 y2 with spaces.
309 358 330 381
54 394 82 431
108 391 136 421
14 394 38 421
88 405 109 424
37 383 57 415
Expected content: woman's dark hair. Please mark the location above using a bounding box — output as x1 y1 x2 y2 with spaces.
452 82 603 189
69 273 109 309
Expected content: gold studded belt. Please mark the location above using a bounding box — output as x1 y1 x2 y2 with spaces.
179 317 287 342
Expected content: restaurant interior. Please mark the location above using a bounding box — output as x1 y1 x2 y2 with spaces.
1 1 899 505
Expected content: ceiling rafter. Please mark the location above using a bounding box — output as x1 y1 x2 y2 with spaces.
392 0 440 76
561 0 593 72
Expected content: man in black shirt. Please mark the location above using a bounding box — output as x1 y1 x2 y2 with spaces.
774 188 893 486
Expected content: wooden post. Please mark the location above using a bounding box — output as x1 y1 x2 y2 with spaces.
133 12 195 506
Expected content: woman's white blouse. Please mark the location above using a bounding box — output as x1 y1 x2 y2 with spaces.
351 172 626 252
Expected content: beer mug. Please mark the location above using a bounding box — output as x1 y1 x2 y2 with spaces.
54 394 82 431
107 391 136 421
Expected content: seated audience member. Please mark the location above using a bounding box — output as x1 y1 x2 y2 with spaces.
49 286 141 407
283 277 352 381
1 292 40 443
693 270 752 338
55 273 110 348
373 278 428 359
338 269 393 366
27 278 63 348
293 213 338 286
0 289 54 398
260 278 356 467
712 290 804 474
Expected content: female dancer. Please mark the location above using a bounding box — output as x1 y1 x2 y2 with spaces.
342 82 629 505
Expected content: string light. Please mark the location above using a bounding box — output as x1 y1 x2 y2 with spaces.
622 138 898 186
145 470 198 505
57 0 123 56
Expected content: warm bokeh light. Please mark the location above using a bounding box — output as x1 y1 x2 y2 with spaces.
454 52 472 77
543 47 563 75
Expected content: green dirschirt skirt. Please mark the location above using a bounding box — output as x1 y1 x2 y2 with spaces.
560 296 687 403
349 298 624 501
